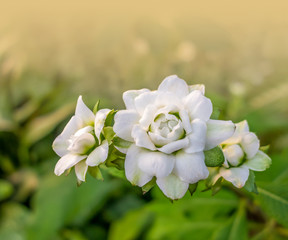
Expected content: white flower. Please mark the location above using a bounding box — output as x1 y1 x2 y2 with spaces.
113 75 235 199
53 96 110 182
217 120 272 188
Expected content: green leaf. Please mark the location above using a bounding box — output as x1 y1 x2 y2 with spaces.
103 126 115 144
188 183 198 196
104 110 116 127
88 166 104 181
257 182 288 228
0 180 13 201
244 170 258 194
93 100 100 114
142 177 156 194
112 136 132 148
204 146 225 167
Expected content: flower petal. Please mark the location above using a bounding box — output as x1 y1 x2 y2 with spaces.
174 151 209 184
222 120 249 145
240 132 260 159
139 104 158 130
205 120 235 150
54 153 86 176
113 110 140 141
86 140 109 167
184 90 212 121
67 132 95 154
220 166 249 188
223 144 244 167
52 116 81 157
134 91 157 115
94 108 111 140
244 150 272 171
156 174 189 200
189 84 205 95
75 160 88 182
157 138 189 154
179 109 192 134
131 125 156 151
123 89 150 110
125 145 153 186
184 119 207 153
75 96 95 126
158 75 189 98
138 149 175 178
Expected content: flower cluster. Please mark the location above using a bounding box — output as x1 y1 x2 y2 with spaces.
53 75 271 199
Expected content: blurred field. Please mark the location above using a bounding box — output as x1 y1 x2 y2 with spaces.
0 1 288 239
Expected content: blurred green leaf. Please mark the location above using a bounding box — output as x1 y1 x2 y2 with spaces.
0 179 13 201
26 173 121 240
257 182 288 228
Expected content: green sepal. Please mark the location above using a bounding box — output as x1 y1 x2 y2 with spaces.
211 177 223 196
204 146 225 167
103 126 116 144
93 100 100 114
259 145 270 154
142 177 156 194
113 136 132 148
100 165 126 180
188 183 198 196
244 170 258 194
104 110 117 127
210 107 221 120
105 145 125 170
88 166 104 181
76 179 82 187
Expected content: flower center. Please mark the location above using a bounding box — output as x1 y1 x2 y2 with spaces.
148 113 185 147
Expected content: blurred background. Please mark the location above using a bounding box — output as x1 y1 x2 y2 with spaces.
0 1 288 239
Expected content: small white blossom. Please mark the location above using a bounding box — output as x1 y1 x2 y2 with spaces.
53 96 110 182
217 120 271 188
113 75 235 199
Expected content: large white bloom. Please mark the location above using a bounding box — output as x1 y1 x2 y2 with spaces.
113 75 235 199
217 120 271 188
53 96 110 182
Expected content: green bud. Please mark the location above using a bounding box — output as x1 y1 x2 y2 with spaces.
204 146 225 167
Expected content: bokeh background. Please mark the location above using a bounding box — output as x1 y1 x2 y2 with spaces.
0 1 288 239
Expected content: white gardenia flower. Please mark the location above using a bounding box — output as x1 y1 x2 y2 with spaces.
113 75 235 199
218 120 272 188
53 96 110 182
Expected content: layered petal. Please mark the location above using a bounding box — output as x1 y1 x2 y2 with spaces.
205 120 235 150
184 119 207 153
158 75 189 98
125 145 153 186
94 108 111 140
113 110 140 141
156 174 189 200
75 96 95 126
86 140 109 166
138 149 175 178
131 125 156 150
52 116 80 157
173 151 209 184
241 132 260 159
123 89 150 110
244 150 272 171
219 166 249 188
54 153 86 176
134 91 157 115
223 144 244 167
75 160 88 182
184 90 212 121
222 120 249 145
157 138 189 154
